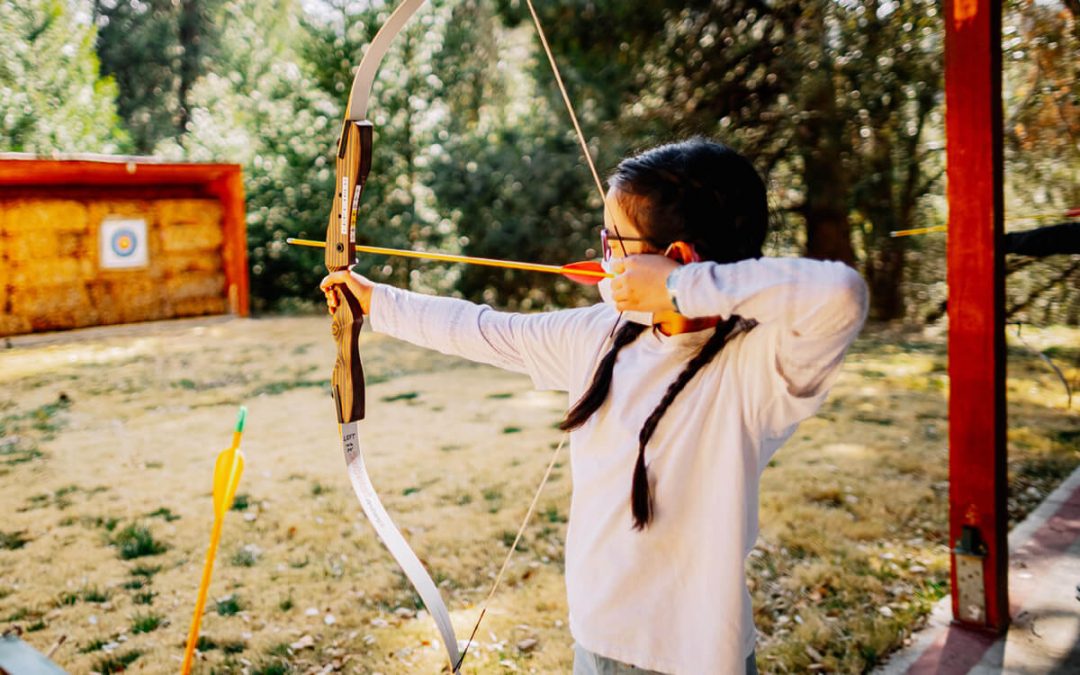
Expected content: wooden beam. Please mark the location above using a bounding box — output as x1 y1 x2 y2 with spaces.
944 0 1008 632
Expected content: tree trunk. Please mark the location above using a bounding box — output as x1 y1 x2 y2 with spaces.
798 70 856 266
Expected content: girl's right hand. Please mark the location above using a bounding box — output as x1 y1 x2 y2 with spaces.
320 269 376 316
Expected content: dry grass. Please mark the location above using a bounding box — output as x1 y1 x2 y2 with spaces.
0 317 1076 674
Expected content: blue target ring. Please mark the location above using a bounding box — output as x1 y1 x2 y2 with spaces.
110 228 139 258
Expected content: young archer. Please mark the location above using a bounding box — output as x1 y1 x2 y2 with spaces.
322 139 867 674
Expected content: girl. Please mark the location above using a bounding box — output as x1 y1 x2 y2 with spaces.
322 139 868 674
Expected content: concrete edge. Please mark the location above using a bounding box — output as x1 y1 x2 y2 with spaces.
873 461 1080 674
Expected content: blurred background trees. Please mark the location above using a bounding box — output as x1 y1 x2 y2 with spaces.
2 0 1076 321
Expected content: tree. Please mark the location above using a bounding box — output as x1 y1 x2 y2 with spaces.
0 0 126 153
92 0 222 154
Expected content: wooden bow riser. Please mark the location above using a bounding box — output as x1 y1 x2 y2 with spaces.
327 120 374 424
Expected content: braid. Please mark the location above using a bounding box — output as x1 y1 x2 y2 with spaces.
630 316 757 530
560 322 647 431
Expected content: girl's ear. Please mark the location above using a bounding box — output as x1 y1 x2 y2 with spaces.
664 241 700 264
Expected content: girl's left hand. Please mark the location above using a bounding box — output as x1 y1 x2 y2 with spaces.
610 254 680 313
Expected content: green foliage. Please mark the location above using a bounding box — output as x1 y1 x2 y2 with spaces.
92 650 142 674
130 611 164 633
0 530 29 550
92 0 223 153
113 524 168 560
0 0 127 152
216 594 242 616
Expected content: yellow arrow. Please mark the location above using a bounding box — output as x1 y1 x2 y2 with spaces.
286 237 612 284
181 407 247 675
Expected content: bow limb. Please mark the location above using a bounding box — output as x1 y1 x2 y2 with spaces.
326 1 461 671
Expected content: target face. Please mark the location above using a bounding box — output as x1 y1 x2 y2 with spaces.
100 217 149 269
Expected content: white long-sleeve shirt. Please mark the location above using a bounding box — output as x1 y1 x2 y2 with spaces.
369 257 867 674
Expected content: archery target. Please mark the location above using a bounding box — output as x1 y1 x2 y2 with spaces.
99 217 149 269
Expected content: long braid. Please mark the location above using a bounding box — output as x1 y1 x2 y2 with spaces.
560 322 647 431
631 316 757 529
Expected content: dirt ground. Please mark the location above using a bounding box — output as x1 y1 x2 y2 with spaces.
1 316 1077 674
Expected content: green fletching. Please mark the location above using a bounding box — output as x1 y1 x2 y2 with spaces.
235 406 247 433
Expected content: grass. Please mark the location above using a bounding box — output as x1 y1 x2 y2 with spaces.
0 395 71 466
130 611 163 633
146 506 180 522
113 524 168 559
380 391 420 402
0 530 29 550
82 586 110 603
92 650 142 673
216 594 242 616
231 545 259 567
230 493 250 511
130 563 161 578
133 590 156 605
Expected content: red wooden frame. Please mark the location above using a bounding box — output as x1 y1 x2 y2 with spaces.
0 154 248 318
944 0 1008 632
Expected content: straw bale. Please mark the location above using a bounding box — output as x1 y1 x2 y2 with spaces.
160 222 224 253
5 229 60 262
0 314 32 336
10 257 83 286
164 272 225 301
10 284 91 321
155 199 222 226
173 296 227 317
162 251 222 275
0 199 89 236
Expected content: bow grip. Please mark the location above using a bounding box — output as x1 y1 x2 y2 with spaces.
327 120 374 424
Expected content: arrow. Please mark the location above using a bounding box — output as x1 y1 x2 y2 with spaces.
181 407 247 675
286 237 611 285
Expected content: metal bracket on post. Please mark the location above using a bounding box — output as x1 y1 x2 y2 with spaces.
954 524 988 624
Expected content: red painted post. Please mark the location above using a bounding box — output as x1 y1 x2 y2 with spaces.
944 0 1008 632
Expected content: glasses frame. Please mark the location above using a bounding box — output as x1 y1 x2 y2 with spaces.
600 229 652 260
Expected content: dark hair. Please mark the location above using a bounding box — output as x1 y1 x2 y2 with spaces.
560 138 767 530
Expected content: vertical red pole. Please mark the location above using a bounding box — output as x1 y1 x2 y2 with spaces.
213 168 250 317
945 0 1008 632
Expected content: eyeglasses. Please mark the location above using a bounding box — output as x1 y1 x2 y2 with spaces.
600 229 652 261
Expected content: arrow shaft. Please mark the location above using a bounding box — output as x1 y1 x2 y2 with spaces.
288 238 611 279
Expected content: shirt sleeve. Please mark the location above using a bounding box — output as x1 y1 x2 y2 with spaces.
672 257 868 438
368 284 611 392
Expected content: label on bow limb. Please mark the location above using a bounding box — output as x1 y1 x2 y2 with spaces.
340 422 462 670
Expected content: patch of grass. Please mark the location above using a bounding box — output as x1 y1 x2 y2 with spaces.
380 391 420 403
487 392 514 399
278 596 294 612
57 591 80 606
222 640 246 654
195 635 219 651
231 546 259 567
500 530 527 551
440 444 463 452
78 638 109 654
113 524 168 559
502 426 522 434
543 505 567 523
82 586 110 603
251 660 293 675
310 482 329 496
121 578 145 590
146 507 180 522
130 563 161 578
92 650 142 674
0 530 30 550
133 590 156 605
250 379 329 397
216 594 242 616
266 642 292 657
131 611 163 633
230 493 250 511
402 486 421 496
0 395 71 465
26 619 46 632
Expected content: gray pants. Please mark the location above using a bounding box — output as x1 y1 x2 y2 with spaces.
573 643 758 675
